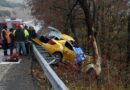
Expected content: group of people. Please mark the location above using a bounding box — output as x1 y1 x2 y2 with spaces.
1 24 37 56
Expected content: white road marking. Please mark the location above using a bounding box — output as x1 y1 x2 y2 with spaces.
0 59 22 65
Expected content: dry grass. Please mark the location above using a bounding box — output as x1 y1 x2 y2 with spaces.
31 58 130 90
32 60 51 90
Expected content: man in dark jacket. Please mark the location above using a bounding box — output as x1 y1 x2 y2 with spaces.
13 25 28 55
28 26 37 39
25 26 37 54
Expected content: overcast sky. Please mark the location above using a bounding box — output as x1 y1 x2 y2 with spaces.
6 0 24 3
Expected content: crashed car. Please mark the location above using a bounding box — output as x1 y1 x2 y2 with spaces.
33 27 85 64
33 37 85 64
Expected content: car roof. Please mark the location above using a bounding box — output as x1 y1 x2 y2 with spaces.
46 26 75 41
48 26 60 32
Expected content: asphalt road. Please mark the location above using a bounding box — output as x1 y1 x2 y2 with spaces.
0 50 40 90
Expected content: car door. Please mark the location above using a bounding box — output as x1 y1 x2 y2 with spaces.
63 41 76 64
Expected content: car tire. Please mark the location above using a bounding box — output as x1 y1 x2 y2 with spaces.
52 52 63 63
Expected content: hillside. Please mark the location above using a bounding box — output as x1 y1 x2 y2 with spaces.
0 0 29 19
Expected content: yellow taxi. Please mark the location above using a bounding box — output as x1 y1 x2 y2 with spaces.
60 34 74 41
33 34 85 65
33 27 85 64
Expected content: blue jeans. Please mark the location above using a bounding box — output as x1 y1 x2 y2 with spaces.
16 42 27 55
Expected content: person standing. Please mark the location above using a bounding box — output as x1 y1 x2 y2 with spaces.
28 26 37 39
25 26 37 54
13 24 28 55
9 28 15 55
1 25 11 56
24 25 30 55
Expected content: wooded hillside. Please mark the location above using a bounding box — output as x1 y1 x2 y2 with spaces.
26 0 130 90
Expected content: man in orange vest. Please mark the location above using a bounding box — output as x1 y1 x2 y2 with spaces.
1 25 11 56
9 28 15 55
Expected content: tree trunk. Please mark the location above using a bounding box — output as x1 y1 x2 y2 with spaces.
78 0 101 75
123 11 130 88
127 13 130 69
78 0 93 35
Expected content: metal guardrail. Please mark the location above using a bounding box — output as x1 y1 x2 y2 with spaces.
33 44 69 90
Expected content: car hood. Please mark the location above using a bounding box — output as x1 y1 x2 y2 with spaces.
61 34 74 41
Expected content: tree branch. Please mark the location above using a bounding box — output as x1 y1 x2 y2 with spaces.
64 0 79 29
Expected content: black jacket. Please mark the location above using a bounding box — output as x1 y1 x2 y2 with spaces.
14 29 26 42
28 29 37 40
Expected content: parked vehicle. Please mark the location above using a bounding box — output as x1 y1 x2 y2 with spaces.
5 18 23 29
0 22 6 48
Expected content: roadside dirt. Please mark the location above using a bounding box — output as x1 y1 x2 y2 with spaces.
31 51 130 90
31 60 52 90
31 56 97 90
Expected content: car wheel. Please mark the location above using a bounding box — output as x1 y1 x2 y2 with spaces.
52 52 63 63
